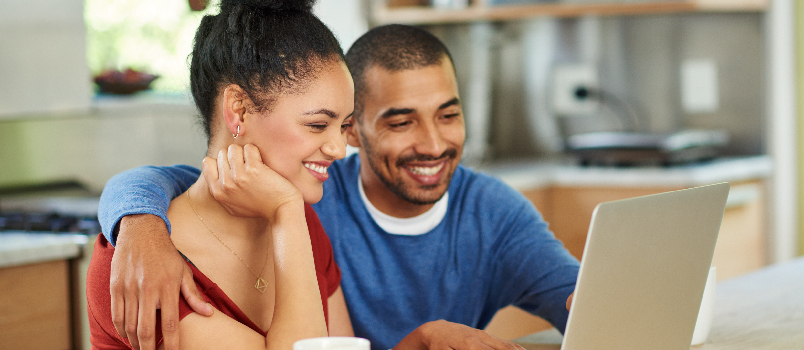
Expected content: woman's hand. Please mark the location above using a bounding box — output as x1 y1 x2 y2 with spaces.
202 144 303 223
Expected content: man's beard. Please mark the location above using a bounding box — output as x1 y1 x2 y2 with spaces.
361 132 458 205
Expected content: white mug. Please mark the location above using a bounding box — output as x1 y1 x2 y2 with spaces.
691 266 717 345
294 337 370 350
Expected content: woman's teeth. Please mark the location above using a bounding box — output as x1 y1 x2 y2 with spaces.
407 163 444 176
305 163 328 175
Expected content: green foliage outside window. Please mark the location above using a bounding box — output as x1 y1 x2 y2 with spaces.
84 0 217 93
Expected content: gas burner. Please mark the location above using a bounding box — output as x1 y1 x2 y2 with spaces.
0 211 100 235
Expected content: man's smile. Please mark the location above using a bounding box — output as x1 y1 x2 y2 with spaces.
405 162 445 176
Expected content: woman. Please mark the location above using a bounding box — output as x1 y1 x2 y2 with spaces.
86 0 355 348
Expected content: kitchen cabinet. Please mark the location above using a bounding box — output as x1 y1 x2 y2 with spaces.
537 180 766 280
0 260 72 350
0 233 92 350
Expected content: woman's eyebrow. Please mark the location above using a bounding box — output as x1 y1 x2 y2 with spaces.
305 108 338 119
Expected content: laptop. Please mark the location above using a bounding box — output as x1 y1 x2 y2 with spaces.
561 182 730 350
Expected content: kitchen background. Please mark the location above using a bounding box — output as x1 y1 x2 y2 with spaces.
0 0 802 347
2 0 799 257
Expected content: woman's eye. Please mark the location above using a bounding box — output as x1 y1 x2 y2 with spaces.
309 124 327 131
341 122 353 132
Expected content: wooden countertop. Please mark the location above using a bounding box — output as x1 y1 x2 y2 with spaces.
479 156 772 190
512 256 804 349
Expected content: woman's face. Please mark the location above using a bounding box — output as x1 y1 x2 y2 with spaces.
241 60 354 204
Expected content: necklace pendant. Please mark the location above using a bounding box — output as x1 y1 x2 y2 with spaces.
255 277 268 293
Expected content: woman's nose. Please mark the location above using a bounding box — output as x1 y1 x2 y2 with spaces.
322 129 347 160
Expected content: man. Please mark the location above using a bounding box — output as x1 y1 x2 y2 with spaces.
99 24 579 350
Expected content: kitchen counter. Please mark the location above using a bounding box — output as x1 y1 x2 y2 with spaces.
0 232 88 268
479 155 772 191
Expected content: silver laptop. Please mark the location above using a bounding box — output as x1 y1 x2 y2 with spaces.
561 183 730 350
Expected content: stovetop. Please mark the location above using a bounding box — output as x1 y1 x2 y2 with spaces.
0 211 100 235
0 194 101 235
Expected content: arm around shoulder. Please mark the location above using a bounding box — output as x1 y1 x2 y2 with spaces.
99 165 201 245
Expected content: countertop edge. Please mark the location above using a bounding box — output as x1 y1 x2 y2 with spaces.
0 233 88 268
480 156 772 190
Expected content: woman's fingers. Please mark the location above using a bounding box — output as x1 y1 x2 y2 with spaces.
242 144 264 170
227 144 246 182
201 157 219 185
204 143 302 220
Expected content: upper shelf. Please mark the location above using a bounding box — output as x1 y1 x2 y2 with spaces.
371 0 768 26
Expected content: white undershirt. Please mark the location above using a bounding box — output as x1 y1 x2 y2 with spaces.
357 174 448 236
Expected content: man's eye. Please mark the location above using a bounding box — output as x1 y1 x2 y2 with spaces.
389 121 410 128
443 113 460 119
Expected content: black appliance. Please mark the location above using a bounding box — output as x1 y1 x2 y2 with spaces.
565 129 729 166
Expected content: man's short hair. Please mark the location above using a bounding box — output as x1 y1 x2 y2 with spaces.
345 24 454 120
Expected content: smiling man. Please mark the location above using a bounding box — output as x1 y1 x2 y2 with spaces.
97 25 579 350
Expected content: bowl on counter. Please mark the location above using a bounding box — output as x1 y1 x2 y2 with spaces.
93 68 158 95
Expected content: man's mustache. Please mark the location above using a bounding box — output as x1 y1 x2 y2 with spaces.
396 148 458 166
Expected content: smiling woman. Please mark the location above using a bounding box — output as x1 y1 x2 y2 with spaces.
84 0 356 349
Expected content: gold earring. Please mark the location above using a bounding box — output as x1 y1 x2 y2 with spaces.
233 125 240 139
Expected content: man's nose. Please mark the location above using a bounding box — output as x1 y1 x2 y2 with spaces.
415 121 448 157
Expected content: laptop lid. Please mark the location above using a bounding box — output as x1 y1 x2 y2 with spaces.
561 183 730 350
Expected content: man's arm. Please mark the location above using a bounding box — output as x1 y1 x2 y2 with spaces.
99 164 209 350
492 189 580 334
394 321 523 350
99 164 200 245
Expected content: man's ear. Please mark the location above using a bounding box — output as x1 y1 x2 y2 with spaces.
346 119 362 148
222 85 248 137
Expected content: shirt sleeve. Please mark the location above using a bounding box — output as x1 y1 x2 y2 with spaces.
98 165 201 246
486 181 580 333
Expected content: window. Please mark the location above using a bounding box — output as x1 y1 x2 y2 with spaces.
84 0 216 93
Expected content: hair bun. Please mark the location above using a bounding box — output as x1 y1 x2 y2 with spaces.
220 0 316 13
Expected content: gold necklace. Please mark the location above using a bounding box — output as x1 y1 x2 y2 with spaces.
186 189 269 293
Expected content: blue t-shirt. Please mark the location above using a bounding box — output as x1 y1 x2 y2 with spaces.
99 154 579 350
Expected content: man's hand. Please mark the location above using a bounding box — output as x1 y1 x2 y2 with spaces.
110 214 214 350
394 320 525 350
566 292 575 311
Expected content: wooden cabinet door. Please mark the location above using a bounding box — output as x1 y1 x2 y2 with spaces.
549 186 680 260
0 260 72 350
710 181 766 280
546 181 766 279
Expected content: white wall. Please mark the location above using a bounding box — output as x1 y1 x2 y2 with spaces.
0 0 93 117
314 0 369 51
0 97 207 193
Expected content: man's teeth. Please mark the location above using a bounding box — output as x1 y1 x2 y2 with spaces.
304 163 328 175
407 163 444 176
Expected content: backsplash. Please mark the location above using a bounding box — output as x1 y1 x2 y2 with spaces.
0 95 207 194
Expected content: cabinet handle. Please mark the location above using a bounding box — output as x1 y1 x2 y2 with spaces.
725 184 760 209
